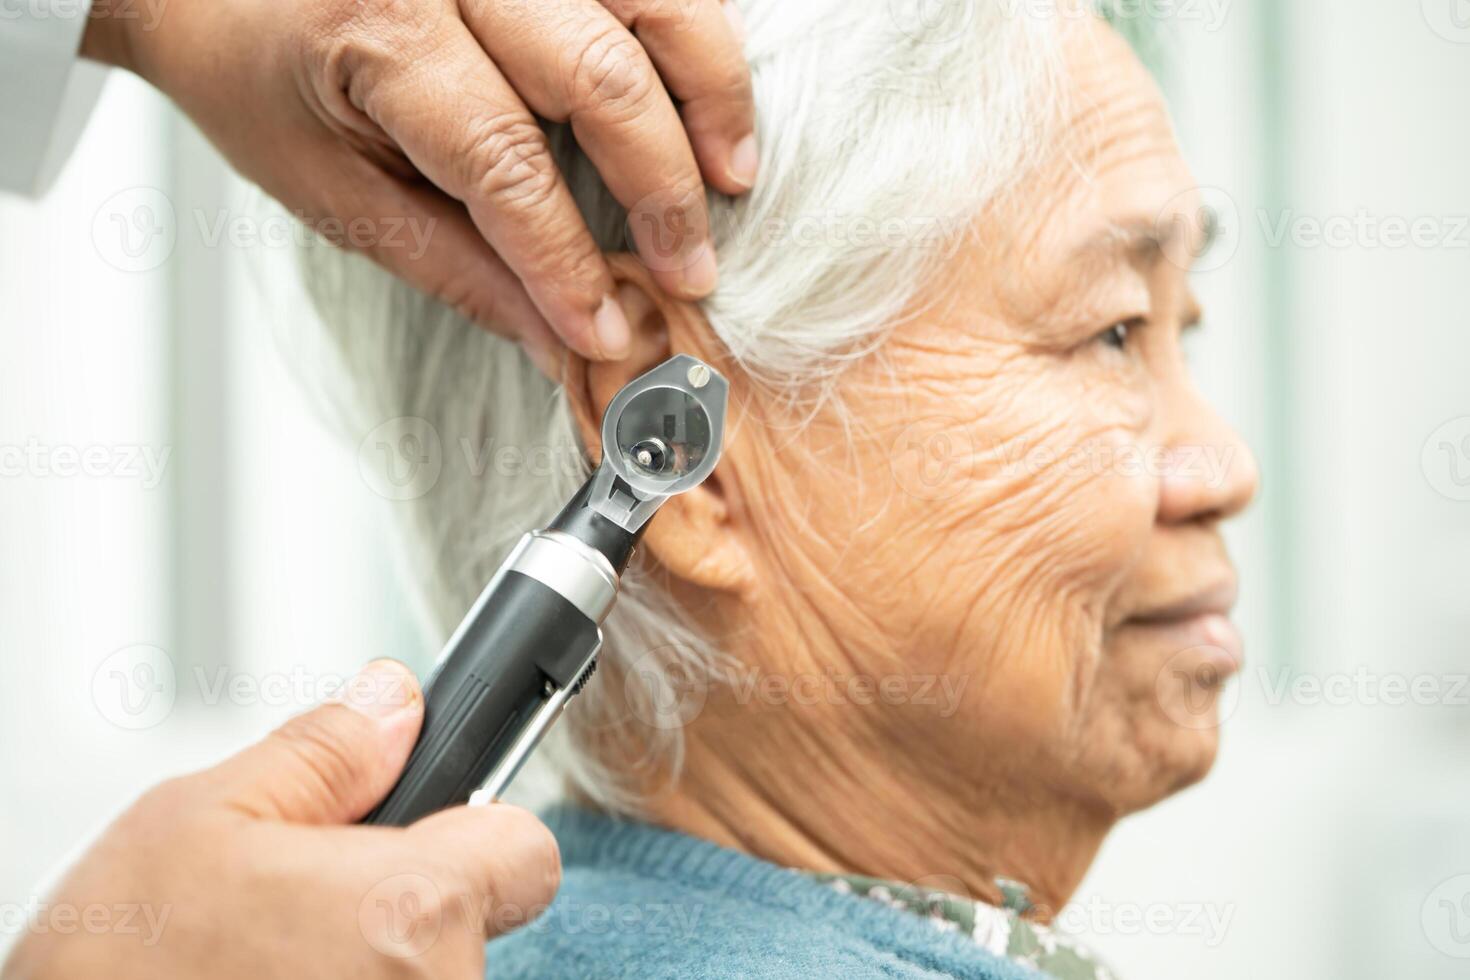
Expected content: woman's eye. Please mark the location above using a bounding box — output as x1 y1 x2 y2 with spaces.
1098 321 1134 350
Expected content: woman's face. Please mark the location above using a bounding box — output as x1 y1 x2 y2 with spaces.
709 20 1259 819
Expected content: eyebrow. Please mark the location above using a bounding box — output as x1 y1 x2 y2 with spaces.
1071 211 1223 267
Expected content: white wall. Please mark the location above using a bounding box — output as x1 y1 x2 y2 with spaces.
0 74 177 900
0 74 418 946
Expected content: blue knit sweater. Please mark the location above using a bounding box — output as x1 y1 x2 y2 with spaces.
485 807 1042 980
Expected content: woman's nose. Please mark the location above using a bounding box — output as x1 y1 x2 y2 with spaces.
1155 394 1260 526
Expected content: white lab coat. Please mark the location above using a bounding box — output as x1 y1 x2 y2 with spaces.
0 0 108 195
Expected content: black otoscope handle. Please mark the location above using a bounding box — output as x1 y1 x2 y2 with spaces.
362 569 601 827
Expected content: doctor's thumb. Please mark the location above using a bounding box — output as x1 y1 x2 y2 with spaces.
197 658 425 825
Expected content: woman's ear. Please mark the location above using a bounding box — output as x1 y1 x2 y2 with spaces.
564 254 757 601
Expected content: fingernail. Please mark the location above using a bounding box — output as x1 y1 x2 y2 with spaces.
337 659 419 721
728 134 759 190
679 242 719 298
594 296 631 359
722 0 747 43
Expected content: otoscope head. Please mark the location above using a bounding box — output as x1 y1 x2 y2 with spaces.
549 355 729 573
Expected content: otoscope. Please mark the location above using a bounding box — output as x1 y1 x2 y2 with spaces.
364 354 729 827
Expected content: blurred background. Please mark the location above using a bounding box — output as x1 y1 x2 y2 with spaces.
1 1 1467 976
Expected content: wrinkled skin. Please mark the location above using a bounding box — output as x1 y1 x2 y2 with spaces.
570 18 1259 913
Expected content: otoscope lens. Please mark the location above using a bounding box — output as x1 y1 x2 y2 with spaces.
614 387 711 486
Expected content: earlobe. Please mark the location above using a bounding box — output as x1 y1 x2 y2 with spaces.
562 253 758 602
638 470 757 600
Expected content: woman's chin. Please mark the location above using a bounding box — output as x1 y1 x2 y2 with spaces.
1108 713 1225 815
1082 619 1242 810
1071 672 1233 815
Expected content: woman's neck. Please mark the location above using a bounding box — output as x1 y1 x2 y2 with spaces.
646 721 1111 917
636 584 1116 917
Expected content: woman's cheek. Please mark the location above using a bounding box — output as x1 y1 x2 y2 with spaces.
966 374 1155 590
951 419 1158 736
858 358 1152 620
1056 368 1158 581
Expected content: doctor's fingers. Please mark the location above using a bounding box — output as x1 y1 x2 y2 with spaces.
453 0 750 300
304 147 565 379
350 20 630 362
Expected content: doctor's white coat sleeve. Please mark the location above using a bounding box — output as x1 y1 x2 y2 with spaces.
0 0 109 197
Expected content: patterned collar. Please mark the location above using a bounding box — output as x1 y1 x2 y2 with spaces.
807 873 1116 980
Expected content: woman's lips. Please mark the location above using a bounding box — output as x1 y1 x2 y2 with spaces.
1129 579 1239 624
1123 611 1244 681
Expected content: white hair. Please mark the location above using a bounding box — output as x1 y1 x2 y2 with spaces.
296 0 1078 815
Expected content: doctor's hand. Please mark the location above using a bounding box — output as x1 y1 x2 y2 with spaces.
0 660 559 980
79 0 755 377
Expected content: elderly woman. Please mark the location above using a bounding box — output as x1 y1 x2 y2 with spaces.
301 1 1258 976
